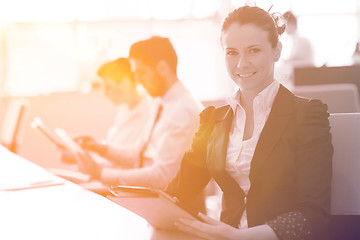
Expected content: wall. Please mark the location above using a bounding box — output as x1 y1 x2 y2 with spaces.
0 91 117 169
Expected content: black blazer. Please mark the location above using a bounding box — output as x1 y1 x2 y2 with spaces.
167 85 333 239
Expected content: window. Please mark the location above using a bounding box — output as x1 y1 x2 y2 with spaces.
0 0 359 98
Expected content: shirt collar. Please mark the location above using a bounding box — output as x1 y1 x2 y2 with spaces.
227 89 241 113
162 81 183 103
227 80 280 113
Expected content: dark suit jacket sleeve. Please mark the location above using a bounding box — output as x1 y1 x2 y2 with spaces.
166 106 214 204
267 99 333 240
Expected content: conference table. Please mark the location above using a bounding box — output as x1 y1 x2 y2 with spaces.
0 146 200 240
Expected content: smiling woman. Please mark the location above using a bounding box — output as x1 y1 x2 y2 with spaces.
166 5 333 240
222 23 282 93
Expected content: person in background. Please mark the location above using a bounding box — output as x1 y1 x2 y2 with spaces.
282 11 314 68
166 5 333 240
277 11 314 89
352 42 360 65
79 36 203 190
73 57 158 168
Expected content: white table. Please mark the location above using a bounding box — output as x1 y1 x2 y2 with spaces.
0 146 200 240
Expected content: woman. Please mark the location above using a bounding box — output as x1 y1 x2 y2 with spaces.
166 5 333 240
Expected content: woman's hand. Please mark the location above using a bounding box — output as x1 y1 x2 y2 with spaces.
175 214 279 240
175 213 240 240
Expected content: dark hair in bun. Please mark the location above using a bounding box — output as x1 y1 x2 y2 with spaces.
221 5 286 48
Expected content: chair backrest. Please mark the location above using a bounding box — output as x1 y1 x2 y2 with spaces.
293 84 360 113
294 65 360 97
329 113 360 215
1 99 29 153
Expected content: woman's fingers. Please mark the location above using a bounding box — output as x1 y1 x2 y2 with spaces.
175 216 239 240
175 219 212 240
197 212 219 225
174 219 192 233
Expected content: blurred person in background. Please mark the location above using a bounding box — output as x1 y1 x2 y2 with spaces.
166 5 333 240
277 11 314 89
78 36 203 190
352 42 360 65
61 57 160 181
72 57 158 168
282 11 314 68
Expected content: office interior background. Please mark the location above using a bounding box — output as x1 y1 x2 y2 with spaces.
0 0 360 168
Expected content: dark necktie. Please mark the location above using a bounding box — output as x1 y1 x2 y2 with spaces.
138 104 163 168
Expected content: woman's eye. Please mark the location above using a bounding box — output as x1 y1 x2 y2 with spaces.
249 48 260 54
226 51 238 56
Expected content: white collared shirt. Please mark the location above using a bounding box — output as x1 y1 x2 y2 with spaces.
102 81 203 189
105 93 159 166
226 80 280 228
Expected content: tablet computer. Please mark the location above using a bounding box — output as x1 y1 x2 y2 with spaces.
107 185 202 231
30 117 65 149
30 117 87 171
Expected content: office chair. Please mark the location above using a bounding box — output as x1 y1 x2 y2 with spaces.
293 83 360 113
328 113 360 239
1 99 29 153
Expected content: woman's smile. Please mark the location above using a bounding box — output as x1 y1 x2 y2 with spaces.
237 72 256 78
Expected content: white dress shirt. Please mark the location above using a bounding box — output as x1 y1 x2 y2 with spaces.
105 94 159 167
226 80 280 228
102 81 203 189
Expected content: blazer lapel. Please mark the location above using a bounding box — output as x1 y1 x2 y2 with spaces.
249 85 294 183
209 106 232 171
207 106 243 193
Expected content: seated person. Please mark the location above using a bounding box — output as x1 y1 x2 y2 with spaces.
72 57 158 168
78 37 203 190
166 5 333 240
277 11 314 89
281 11 314 68
352 42 360 65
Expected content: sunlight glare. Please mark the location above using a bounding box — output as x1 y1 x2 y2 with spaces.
0 0 80 22
150 0 192 19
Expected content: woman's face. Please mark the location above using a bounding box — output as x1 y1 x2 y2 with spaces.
221 23 281 93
